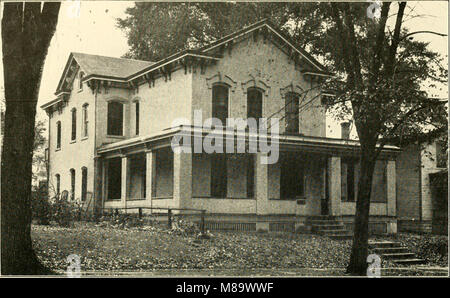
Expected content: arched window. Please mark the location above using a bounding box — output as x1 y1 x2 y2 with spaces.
212 84 229 125
81 167 87 202
247 88 263 121
55 174 60 195
82 104 88 137
70 169 75 200
71 108 77 141
285 92 299 134
79 71 84 90
56 121 61 149
107 101 124 136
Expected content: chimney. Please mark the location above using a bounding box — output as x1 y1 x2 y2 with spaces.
341 122 351 139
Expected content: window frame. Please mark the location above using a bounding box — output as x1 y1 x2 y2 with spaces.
71 108 77 142
56 121 61 150
211 83 230 127
82 103 89 138
81 167 87 202
70 168 75 201
55 174 60 196
285 92 300 134
107 101 124 137
135 101 140 136
246 87 263 121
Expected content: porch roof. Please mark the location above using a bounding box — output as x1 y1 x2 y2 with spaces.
97 125 401 158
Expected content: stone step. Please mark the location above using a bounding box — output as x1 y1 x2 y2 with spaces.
391 258 427 265
381 253 416 260
373 247 409 254
368 241 401 248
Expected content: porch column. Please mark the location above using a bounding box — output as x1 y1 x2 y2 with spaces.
173 151 192 209
93 156 103 217
328 156 341 216
121 155 129 207
386 160 396 216
145 150 156 202
255 153 269 216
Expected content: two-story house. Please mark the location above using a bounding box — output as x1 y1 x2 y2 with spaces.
41 20 400 233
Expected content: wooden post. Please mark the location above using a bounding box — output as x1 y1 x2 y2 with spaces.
201 210 206 234
168 208 172 229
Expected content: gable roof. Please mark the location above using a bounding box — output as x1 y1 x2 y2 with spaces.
55 52 154 93
47 19 332 109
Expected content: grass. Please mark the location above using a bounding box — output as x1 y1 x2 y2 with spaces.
31 222 448 276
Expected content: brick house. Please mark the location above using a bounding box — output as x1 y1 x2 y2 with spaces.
41 20 400 233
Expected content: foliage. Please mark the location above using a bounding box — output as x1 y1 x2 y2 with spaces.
32 120 47 184
51 196 77 228
394 233 448 267
98 212 145 229
31 186 51 225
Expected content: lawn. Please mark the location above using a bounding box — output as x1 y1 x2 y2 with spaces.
31 222 448 276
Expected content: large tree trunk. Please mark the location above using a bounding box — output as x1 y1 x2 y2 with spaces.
346 148 377 276
1 2 60 275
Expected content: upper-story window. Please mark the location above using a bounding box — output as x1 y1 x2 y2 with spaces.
82 104 88 138
212 84 229 126
79 71 84 90
135 101 140 135
107 101 124 136
285 92 299 134
56 121 61 149
247 88 263 121
71 108 77 141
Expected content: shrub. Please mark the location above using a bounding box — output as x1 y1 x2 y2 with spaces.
171 218 200 236
31 188 51 225
52 196 77 227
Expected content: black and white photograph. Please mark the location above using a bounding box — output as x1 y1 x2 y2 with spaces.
0 0 448 281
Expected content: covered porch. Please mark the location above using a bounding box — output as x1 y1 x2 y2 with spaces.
94 126 400 223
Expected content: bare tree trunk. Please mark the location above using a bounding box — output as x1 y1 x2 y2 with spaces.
1 2 60 275
346 149 377 276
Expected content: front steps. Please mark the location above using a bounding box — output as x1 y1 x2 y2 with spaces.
306 216 353 240
368 240 426 265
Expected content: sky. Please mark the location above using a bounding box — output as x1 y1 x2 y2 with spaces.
0 1 448 139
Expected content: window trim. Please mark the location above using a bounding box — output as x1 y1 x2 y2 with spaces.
82 103 89 139
56 121 61 150
107 100 125 137
211 83 230 127
71 108 77 142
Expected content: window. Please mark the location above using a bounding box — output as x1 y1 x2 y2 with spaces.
107 158 122 200
70 169 75 201
341 158 356 202
280 154 304 199
81 167 87 202
56 121 61 149
107 101 124 136
246 155 255 198
285 92 299 134
371 160 387 203
55 174 60 195
247 88 263 121
212 84 229 125
79 72 84 90
211 154 227 198
135 101 140 135
82 104 88 138
71 108 76 141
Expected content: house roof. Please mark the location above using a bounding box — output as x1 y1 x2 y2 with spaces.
72 52 155 79
45 19 333 109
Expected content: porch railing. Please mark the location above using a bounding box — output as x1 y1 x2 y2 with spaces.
101 206 207 234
